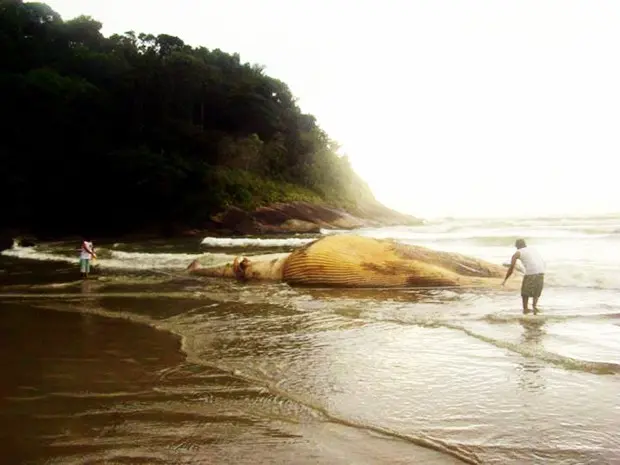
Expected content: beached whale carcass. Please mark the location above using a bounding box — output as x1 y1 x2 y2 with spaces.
187 235 516 289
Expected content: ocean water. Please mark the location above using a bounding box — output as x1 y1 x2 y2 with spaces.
1 216 619 464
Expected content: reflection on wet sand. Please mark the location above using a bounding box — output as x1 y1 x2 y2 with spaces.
516 319 547 392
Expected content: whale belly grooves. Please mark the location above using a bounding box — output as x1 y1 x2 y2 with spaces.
281 235 507 288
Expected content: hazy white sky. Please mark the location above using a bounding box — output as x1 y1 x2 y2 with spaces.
45 0 620 218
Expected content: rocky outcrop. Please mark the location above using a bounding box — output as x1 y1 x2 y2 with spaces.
0 235 13 252
0 232 36 251
0 201 421 243
208 201 422 236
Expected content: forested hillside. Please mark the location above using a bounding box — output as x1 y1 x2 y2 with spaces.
0 1 411 237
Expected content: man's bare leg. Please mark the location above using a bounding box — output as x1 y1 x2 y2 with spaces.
532 297 539 314
522 296 530 314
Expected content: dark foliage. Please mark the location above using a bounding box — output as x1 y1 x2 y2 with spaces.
0 0 376 236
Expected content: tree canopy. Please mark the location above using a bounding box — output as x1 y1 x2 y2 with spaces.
0 0 378 236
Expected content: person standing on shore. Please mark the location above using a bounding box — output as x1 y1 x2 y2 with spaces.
502 238 546 314
79 239 96 279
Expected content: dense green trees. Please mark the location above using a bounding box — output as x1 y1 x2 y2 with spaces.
0 0 377 236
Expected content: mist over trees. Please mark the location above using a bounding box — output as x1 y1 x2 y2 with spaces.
0 0 379 236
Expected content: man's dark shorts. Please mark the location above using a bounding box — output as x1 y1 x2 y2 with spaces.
521 273 544 298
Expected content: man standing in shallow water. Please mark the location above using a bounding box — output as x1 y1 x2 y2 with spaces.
502 238 546 314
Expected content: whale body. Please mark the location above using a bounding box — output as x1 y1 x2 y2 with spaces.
187 235 517 289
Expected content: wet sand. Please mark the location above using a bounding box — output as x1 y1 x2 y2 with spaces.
0 301 463 465
1 302 183 464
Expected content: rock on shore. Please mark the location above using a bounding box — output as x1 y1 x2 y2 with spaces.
206 201 422 236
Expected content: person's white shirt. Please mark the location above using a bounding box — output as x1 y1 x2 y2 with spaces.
80 241 94 260
517 246 545 275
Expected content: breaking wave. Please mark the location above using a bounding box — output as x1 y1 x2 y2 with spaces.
1 244 232 270
200 237 315 248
